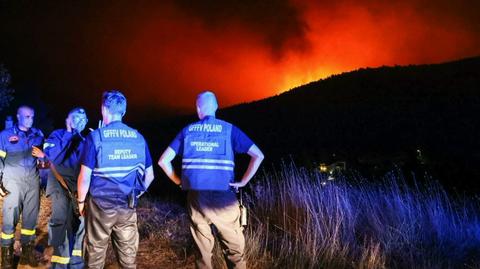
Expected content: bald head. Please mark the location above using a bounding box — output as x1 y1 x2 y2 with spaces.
17 105 34 131
196 91 218 119
17 105 33 115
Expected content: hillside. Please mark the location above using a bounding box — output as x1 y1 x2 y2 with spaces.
143 56 480 193
216 56 480 191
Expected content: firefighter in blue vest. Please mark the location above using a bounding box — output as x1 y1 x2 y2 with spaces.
158 91 264 269
34 107 88 268
0 105 44 268
77 90 155 268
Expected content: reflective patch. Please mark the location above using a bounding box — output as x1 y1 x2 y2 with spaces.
51 255 70 264
0 150 6 158
43 142 55 149
8 135 19 144
1 232 14 239
72 249 82 256
20 228 36 236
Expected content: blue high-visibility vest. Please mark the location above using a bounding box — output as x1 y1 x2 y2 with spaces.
181 117 234 191
90 122 146 208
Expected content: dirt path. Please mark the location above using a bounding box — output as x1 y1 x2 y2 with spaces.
0 193 51 268
0 194 196 269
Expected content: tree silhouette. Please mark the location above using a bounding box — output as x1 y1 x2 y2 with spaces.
0 64 14 111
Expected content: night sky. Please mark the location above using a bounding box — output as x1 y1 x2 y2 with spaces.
1 0 479 119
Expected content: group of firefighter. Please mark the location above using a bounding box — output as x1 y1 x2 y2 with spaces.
0 90 264 269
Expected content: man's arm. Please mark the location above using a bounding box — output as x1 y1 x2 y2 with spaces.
76 164 92 216
44 131 75 164
143 166 155 189
158 147 181 186
229 144 264 189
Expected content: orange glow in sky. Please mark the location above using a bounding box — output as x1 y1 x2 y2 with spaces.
110 0 480 111
1 1 479 114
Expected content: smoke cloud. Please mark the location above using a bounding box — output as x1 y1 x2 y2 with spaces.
0 0 479 114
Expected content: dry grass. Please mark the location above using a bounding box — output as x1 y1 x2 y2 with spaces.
2 165 479 269
109 165 480 268
241 165 480 268
104 198 195 268
0 193 52 268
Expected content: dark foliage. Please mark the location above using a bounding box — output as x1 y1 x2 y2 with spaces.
0 64 14 112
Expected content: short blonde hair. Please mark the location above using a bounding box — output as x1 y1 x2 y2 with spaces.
103 90 127 116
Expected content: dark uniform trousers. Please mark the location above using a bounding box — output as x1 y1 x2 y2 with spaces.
188 191 246 269
1 179 39 246
84 198 139 269
49 191 85 268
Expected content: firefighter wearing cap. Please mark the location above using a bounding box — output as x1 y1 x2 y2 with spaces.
36 107 88 268
77 90 155 269
159 91 264 269
0 105 44 268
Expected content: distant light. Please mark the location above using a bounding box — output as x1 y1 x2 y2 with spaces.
319 163 328 172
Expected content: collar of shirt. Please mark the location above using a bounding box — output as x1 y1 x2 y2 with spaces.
105 120 123 127
14 124 32 137
203 116 216 120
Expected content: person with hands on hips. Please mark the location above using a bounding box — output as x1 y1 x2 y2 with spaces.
158 91 264 269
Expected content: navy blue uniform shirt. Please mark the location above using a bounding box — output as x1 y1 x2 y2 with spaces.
0 125 44 181
44 129 85 195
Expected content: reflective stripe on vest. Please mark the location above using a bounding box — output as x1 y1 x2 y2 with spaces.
182 158 234 171
181 118 234 191
93 164 146 178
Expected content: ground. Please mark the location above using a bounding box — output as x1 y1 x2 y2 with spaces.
0 194 196 269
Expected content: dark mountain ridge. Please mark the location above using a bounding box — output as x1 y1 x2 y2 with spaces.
210 56 480 191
